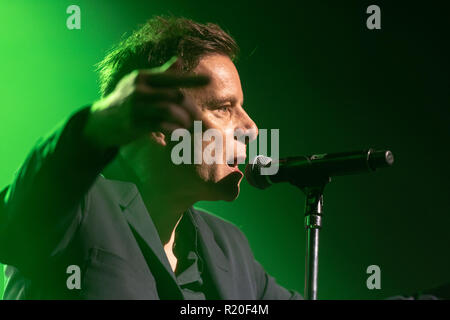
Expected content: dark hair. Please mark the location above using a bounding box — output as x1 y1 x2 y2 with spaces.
96 16 239 97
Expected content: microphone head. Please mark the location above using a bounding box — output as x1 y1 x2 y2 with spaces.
244 155 273 189
368 149 395 170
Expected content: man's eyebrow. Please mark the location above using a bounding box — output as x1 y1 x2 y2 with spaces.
204 96 241 106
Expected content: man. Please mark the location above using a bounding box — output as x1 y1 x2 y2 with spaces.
0 16 301 299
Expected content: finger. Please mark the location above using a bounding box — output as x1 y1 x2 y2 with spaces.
158 121 186 136
178 93 202 122
133 102 192 129
142 93 200 131
133 55 209 88
164 104 192 129
143 72 210 88
134 86 184 103
134 85 200 124
151 56 179 73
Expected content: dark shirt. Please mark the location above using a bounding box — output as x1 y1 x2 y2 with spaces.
172 208 206 300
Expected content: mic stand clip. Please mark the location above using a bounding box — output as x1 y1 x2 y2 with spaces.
292 176 331 300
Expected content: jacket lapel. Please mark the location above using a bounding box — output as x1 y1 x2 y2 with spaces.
190 208 234 299
111 180 183 298
121 190 175 279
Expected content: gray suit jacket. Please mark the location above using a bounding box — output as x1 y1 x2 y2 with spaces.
0 107 302 300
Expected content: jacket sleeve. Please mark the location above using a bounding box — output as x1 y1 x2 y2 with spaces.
0 106 118 277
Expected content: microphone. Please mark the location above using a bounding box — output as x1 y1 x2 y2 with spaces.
245 149 394 189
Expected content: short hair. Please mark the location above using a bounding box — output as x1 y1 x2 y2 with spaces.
96 16 239 97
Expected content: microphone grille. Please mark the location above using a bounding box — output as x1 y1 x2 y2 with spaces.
244 155 273 189
368 149 395 170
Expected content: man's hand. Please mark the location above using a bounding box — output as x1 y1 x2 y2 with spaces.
83 58 209 149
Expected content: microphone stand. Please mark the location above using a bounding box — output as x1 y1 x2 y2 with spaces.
249 149 394 299
293 177 330 300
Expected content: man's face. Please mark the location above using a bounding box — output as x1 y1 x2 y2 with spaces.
180 54 258 201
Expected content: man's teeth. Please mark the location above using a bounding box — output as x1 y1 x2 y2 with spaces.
227 156 246 167
227 159 237 167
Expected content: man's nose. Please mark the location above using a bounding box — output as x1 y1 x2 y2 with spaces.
236 110 258 144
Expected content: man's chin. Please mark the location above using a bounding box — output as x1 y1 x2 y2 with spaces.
212 171 243 201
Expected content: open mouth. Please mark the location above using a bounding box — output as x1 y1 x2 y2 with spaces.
227 158 238 168
226 156 246 170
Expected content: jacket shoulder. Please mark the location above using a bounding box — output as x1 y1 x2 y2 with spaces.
191 207 241 232
190 207 250 249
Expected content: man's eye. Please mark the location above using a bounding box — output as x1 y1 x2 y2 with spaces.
217 106 231 113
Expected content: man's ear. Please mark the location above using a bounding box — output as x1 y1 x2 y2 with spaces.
150 131 167 146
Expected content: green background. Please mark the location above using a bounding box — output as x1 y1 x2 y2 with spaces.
0 0 449 299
